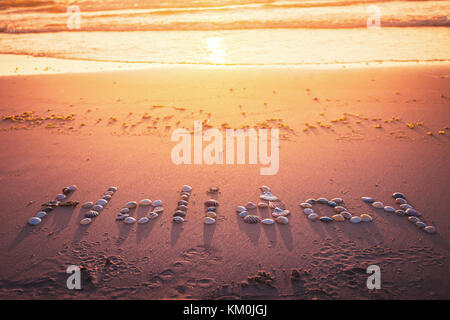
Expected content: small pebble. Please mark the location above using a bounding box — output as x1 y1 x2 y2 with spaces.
207 206 217 212
205 211 217 218
260 186 271 193
245 202 257 209
85 210 99 218
153 206 164 214
148 212 159 220
120 208 130 214
116 214 129 221
328 201 337 208
239 210 249 218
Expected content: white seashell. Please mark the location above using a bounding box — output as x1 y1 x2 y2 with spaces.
56 194 66 201
148 212 159 220
361 196 374 203
424 226 435 234
173 216 184 223
360 214 373 222
384 206 395 213
124 217 137 224
258 202 268 208
333 206 347 212
204 217 216 225
85 210 99 218
303 208 314 215
331 198 343 204
28 217 42 225
152 200 163 207
80 218 92 225
138 217 149 224
82 202 93 209
316 198 328 204
104 191 115 196
261 218 275 225
276 216 289 224
399 204 413 210
116 214 129 221
246 202 257 209
239 210 249 218
35 211 47 218
372 201 384 208
341 211 352 219
69 185 77 191
103 194 112 201
260 185 271 193
332 214 345 222
405 208 421 216
273 209 290 218
350 216 361 224
153 206 164 214
300 203 312 208
236 206 246 213
97 199 108 206
108 186 118 192
395 198 408 204
125 201 137 209
120 208 130 214
182 185 192 192
260 192 278 201
415 221 426 229
408 216 420 223
93 204 103 212
243 215 261 224
206 211 217 218
307 213 319 221
139 199 152 206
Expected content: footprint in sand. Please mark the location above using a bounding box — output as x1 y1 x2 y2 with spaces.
159 269 175 281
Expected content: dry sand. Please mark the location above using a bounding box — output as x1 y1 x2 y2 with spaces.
0 61 449 299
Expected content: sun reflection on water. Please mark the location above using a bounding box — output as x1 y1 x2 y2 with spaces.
205 36 226 65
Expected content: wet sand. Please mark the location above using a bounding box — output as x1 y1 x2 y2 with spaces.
0 62 449 299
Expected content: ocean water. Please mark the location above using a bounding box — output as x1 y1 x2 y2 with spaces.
0 0 449 66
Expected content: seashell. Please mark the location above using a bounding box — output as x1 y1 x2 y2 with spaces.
69 185 77 191
62 187 71 195
260 185 271 193
28 217 42 225
260 192 278 201
300 203 312 209
97 199 108 206
405 208 421 216
331 214 345 222
305 199 316 205
103 194 112 201
408 216 420 223
173 216 184 223
303 208 314 215
239 210 249 218
82 202 94 209
317 198 329 204
258 202 268 208
180 192 191 198
59 200 79 207
392 192 405 199
207 206 216 212
208 187 219 193
180 194 189 201
245 202 256 209
372 201 384 208
399 204 413 210
331 198 343 204
205 199 219 207
269 201 285 210
85 210 99 218
383 206 395 213
116 214 129 221
124 217 136 224
341 211 352 219
104 191 115 196
182 185 192 193
125 201 137 209
108 186 118 192
350 216 361 224
361 197 374 203
276 216 289 224
395 198 407 204
277 209 290 217
148 212 159 220
43 200 59 207
152 200 163 207
307 213 319 221
415 221 426 229
243 215 261 224
139 199 152 206
261 218 275 225
204 217 216 225
205 211 217 218
35 211 47 218
80 218 92 225
178 200 189 206
360 214 373 222
56 194 66 201
42 207 53 213
395 209 405 216
93 204 103 212
333 206 346 212
320 216 333 223
236 206 246 213
176 205 188 212
328 201 337 208
153 206 164 214
424 226 435 234
138 217 149 224
120 208 130 214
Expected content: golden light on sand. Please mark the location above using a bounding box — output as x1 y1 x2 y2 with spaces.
205 36 226 65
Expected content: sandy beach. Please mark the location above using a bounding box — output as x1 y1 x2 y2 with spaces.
0 60 449 299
